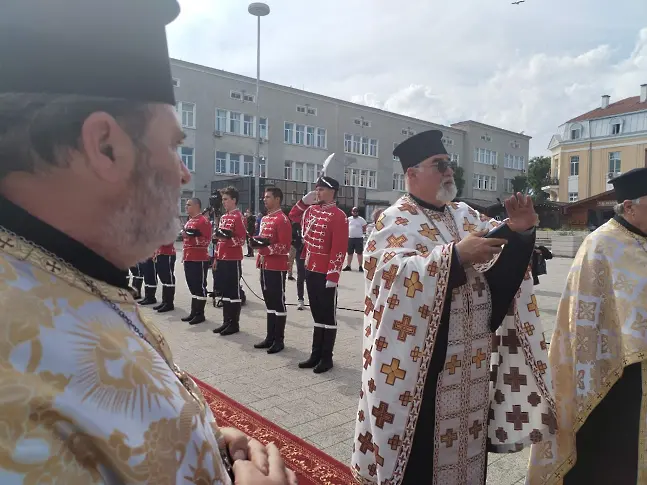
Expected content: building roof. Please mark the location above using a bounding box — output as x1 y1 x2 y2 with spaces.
451 120 532 140
568 96 647 123
563 189 615 213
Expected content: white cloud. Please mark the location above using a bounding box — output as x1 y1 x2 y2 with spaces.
167 0 647 156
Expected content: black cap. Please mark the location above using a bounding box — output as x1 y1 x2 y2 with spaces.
610 168 647 202
0 1 180 105
316 176 340 190
393 130 449 171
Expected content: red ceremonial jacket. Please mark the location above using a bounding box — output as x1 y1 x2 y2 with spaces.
289 200 349 284
182 214 212 262
155 243 176 257
216 209 246 261
255 209 292 271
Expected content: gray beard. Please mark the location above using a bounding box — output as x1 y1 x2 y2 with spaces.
437 183 458 203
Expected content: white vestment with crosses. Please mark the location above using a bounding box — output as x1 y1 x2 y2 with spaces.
351 195 555 485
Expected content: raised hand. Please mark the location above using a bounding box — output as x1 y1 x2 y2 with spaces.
505 193 538 232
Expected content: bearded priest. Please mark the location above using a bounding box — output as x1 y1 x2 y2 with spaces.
527 168 647 485
351 130 555 485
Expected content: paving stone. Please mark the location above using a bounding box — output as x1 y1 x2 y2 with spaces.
142 246 571 484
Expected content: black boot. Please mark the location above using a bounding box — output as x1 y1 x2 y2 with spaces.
267 316 285 354
157 286 175 313
254 313 275 349
298 327 324 368
313 328 336 374
212 302 231 333
188 299 206 325
220 303 240 336
138 286 157 305
181 298 198 322
131 278 143 300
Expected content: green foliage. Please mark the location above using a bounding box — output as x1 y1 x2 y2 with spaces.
526 156 551 202
511 175 529 194
454 166 466 197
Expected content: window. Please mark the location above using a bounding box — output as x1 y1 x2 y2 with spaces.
306 126 315 146
474 148 497 165
215 151 227 174
450 153 459 164
296 105 306 114
284 161 292 180
216 109 227 132
570 128 581 140
442 137 454 146
243 93 255 102
179 146 194 172
230 91 242 100
393 173 405 191
354 118 371 127
172 78 180 87
472 173 497 191
259 118 268 139
504 153 525 170
510 141 520 149
570 156 579 176
401 128 415 136
180 190 193 215
243 114 254 137
480 134 492 142
295 125 305 145
608 152 621 175
284 122 294 143
568 192 579 202
344 133 379 157
293 162 303 182
611 123 622 135
243 155 254 176
259 158 266 177
307 107 317 116
316 128 327 148
307 164 315 183
393 142 400 161
504 178 514 193
229 112 241 134
229 153 240 175
344 168 378 188
177 102 195 129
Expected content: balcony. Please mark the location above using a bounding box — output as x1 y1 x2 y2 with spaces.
541 177 560 201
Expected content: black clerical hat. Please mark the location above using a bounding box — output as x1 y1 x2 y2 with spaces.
0 1 180 105
316 176 340 190
610 168 647 202
393 130 449 171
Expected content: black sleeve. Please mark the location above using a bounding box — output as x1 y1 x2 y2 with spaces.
485 229 536 331
447 247 468 291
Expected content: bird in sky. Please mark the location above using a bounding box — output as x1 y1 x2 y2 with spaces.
511 0 525 4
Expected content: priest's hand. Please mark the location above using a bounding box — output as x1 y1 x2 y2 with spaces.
505 193 538 232
233 443 298 485
455 230 506 264
302 191 317 206
219 427 269 475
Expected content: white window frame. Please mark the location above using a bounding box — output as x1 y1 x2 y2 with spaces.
474 148 497 165
568 192 579 202
216 109 227 132
316 128 327 149
442 136 454 146
284 122 294 144
570 128 581 140
296 105 307 114
215 151 227 174
172 78 180 88
393 142 400 161
450 153 459 164
259 157 266 178
284 161 292 180
243 114 254 137
178 146 195 172
472 173 497 191
229 111 241 135
229 153 241 175
230 90 242 100
344 168 378 188
344 133 379 158
570 156 579 176
306 126 315 146
608 151 621 175
393 172 405 191
295 125 305 145
259 118 268 139
177 102 196 129
243 93 255 103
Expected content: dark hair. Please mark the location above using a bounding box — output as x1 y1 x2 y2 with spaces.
220 185 239 204
0 93 150 179
265 186 283 203
190 197 202 209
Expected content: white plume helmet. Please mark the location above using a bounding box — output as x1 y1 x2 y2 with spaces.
321 153 335 176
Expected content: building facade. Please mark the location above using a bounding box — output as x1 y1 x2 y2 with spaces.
170 59 530 217
545 85 647 203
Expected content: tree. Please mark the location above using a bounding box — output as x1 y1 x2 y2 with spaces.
526 156 551 202
512 175 529 194
454 166 466 197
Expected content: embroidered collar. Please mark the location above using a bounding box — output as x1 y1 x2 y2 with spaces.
614 215 647 238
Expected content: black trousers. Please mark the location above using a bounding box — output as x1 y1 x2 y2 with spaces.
155 254 176 287
296 257 306 301
260 269 286 316
141 258 157 289
217 260 242 303
305 271 337 328
129 263 143 280
184 260 209 300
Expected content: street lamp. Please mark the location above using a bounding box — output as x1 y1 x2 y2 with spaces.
248 2 270 216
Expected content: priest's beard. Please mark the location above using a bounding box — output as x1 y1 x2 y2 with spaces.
105 152 182 265
437 182 458 203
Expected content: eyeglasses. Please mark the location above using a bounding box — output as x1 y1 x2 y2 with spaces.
418 160 457 174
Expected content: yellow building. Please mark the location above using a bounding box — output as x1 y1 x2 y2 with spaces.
544 84 647 203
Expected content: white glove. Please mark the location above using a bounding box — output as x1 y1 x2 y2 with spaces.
302 190 318 206
325 280 337 288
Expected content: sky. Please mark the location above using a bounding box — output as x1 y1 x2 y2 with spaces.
167 0 647 157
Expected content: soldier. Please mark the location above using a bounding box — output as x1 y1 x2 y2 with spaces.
181 198 211 325
212 186 247 336
153 242 176 312
128 263 143 299
289 167 349 373
138 256 158 305
251 187 292 354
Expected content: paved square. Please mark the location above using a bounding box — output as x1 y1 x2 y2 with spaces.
141 246 573 484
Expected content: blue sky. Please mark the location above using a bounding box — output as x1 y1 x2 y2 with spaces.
166 0 647 156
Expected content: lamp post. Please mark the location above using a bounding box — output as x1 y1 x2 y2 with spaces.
248 2 270 216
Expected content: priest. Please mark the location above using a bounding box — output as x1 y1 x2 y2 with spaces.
0 1 295 484
351 130 555 485
527 168 647 484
